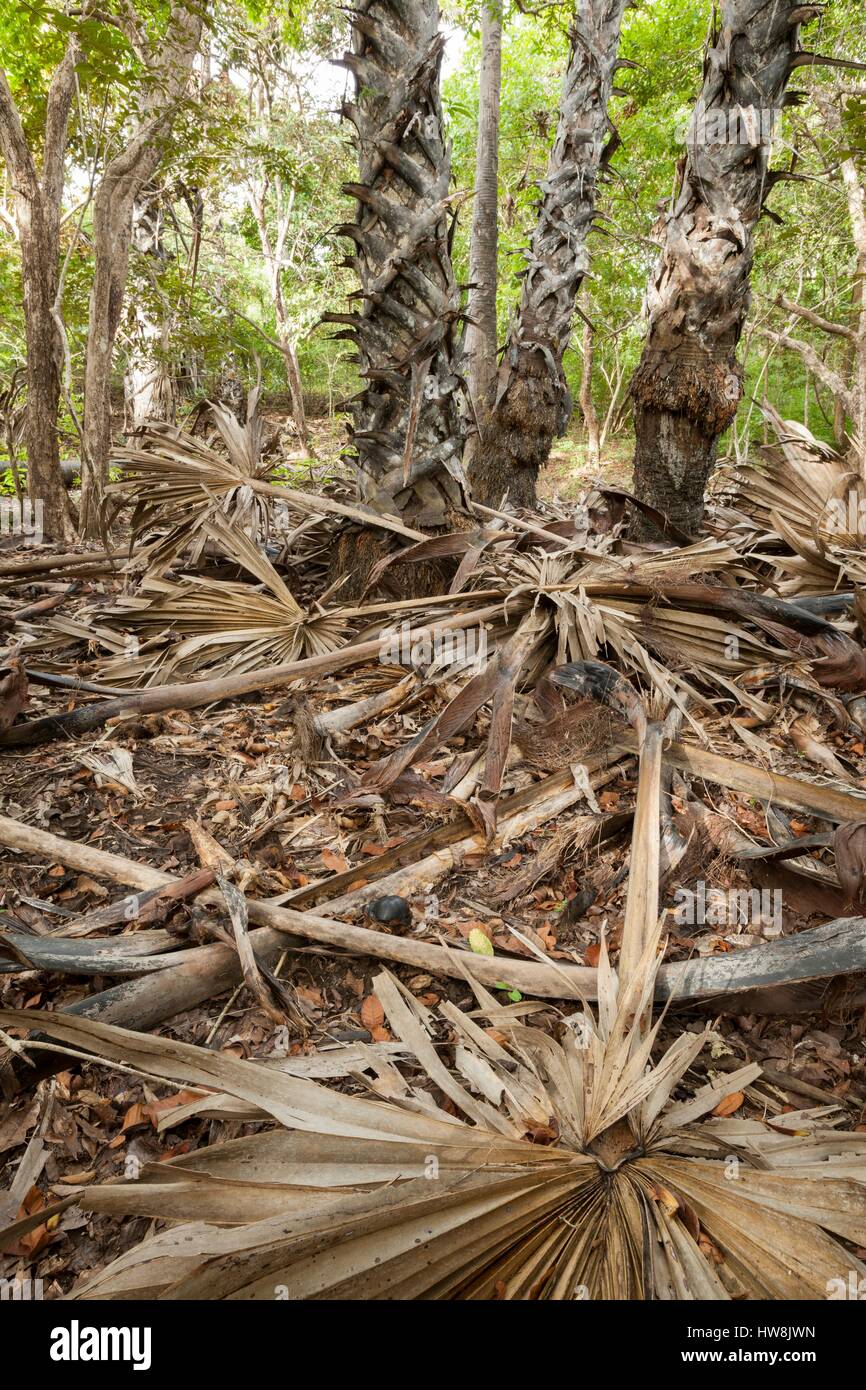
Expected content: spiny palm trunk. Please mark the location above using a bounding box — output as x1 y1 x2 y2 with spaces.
470 0 627 509
327 0 466 553
630 1 807 534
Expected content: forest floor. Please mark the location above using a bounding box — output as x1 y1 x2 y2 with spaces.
1 414 866 1296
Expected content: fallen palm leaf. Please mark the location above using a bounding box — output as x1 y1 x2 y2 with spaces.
718 402 866 595
112 396 423 578
3 928 865 1298
101 516 348 685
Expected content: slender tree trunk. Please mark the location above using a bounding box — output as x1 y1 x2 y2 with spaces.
275 322 311 456
82 175 141 529
123 192 175 431
79 3 201 537
326 0 467 547
465 1 502 430
579 297 600 468
0 57 79 541
469 0 627 508
17 206 77 539
630 2 807 533
838 143 866 469
246 174 313 456
271 258 311 455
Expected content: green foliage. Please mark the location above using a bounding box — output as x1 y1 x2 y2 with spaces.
0 0 863 467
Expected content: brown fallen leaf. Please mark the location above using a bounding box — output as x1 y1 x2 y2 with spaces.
0 1098 39 1156
790 715 855 782
0 659 28 733
360 994 385 1031
712 1090 745 1118
121 1102 150 1132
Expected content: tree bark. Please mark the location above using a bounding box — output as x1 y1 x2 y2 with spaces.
0 51 80 541
465 1 502 427
630 2 808 533
79 2 202 538
325 0 467 539
123 190 176 431
469 0 627 508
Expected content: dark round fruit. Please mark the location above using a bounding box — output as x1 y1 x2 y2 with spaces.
365 895 412 926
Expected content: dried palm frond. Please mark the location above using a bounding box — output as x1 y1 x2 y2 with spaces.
717 402 866 595
114 394 278 576
113 394 424 579
100 516 349 685
3 925 864 1300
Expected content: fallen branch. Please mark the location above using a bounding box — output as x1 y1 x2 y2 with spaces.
325 757 631 915
0 812 864 1100
0 549 126 578
616 733 866 824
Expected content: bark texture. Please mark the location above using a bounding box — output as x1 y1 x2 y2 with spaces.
123 190 176 431
465 1 502 422
80 2 202 536
470 0 627 508
326 0 467 534
0 50 79 540
631 1 807 533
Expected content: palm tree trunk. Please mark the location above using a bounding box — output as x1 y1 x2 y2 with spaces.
465 1 502 424
469 0 627 508
326 0 467 540
630 1 808 533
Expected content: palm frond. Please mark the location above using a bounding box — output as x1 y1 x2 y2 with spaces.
100 515 348 685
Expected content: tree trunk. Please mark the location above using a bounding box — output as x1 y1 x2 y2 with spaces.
278 330 311 456
326 0 467 542
469 0 627 508
81 176 141 532
79 3 202 537
245 168 314 457
17 206 77 539
0 57 79 541
579 298 600 468
630 1 806 534
272 291 312 457
465 1 502 428
837 131 866 470
123 192 175 432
